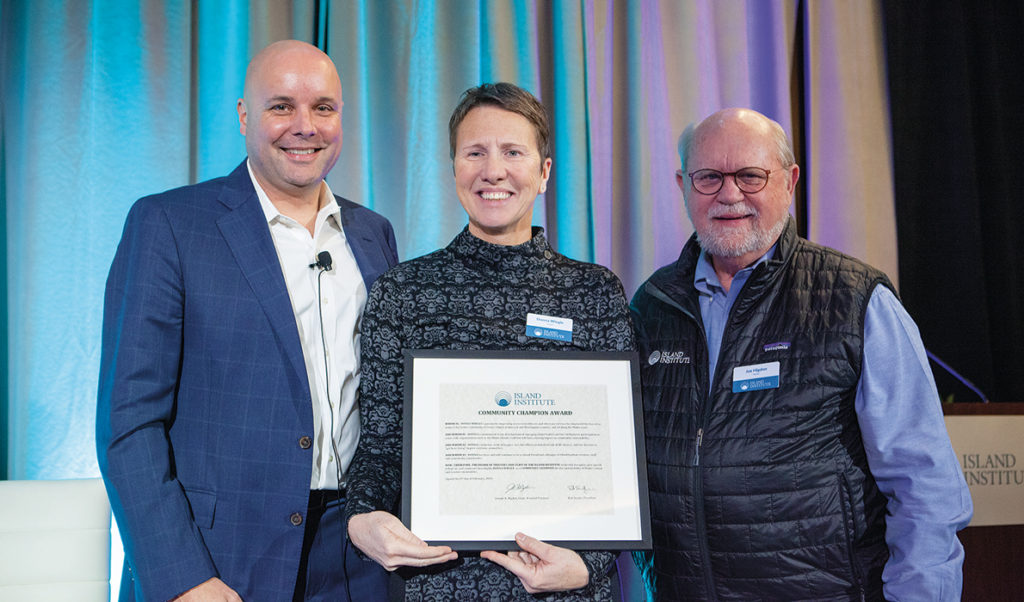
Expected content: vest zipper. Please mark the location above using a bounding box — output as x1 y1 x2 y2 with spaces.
694 314 716 599
693 427 703 466
692 458 717 600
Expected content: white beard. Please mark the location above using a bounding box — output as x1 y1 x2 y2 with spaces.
687 202 788 259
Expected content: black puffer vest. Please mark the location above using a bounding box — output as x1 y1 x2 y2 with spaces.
632 220 893 601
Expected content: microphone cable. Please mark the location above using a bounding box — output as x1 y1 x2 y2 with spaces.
312 252 355 601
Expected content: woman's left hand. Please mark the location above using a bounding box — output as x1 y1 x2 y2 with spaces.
480 532 590 593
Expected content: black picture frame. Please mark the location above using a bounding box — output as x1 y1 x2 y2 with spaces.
401 349 652 551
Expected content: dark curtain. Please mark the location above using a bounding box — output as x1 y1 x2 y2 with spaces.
883 0 1024 403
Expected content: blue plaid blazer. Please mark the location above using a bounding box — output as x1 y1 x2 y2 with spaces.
97 160 398 601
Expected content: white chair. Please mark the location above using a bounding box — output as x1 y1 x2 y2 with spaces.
0 478 111 602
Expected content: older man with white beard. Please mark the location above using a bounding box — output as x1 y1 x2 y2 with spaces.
630 108 972 601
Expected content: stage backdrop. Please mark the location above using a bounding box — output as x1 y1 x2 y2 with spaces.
1 0 894 483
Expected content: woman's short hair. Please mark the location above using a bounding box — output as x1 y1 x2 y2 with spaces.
448 82 550 161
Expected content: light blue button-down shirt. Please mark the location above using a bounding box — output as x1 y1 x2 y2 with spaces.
694 247 973 601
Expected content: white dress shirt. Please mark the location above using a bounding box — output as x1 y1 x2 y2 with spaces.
248 162 366 490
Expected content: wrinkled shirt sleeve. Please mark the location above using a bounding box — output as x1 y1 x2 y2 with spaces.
856 286 973 601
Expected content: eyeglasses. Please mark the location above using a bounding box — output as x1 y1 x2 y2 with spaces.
687 167 772 195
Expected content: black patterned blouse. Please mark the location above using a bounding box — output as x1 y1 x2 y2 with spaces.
345 227 636 601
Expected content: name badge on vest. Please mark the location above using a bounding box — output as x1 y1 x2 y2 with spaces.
526 313 573 342
732 361 780 393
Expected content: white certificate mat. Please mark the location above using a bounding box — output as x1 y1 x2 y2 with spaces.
402 350 651 550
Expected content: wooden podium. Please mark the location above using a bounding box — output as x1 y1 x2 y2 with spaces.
943 403 1024 601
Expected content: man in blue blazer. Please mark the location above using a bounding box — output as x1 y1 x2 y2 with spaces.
97 40 398 601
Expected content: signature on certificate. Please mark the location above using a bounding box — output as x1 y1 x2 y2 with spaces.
566 484 595 495
504 482 534 495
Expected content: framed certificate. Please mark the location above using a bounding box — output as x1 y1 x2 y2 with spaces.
401 349 652 551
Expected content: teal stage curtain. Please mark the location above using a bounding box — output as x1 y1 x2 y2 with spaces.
3 0 895 479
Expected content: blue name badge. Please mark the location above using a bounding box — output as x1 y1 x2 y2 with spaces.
732 361 780 393
525 313 573 342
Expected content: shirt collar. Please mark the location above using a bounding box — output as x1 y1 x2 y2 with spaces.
247 159 340 227
693 244 778 295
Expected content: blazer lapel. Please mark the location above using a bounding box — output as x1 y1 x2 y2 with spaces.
339 204 387 289
215 164 310 406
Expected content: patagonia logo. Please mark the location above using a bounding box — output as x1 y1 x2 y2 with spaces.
763 341 791 352
648 350 691 365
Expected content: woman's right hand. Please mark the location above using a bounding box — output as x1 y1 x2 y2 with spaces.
348 511 458 571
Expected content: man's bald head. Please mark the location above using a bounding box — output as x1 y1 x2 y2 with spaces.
678 108 795 175
242 40 340 107
674 107 800 271
237 40 344 205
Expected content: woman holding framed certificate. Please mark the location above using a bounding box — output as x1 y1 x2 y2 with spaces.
344 83 637 600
